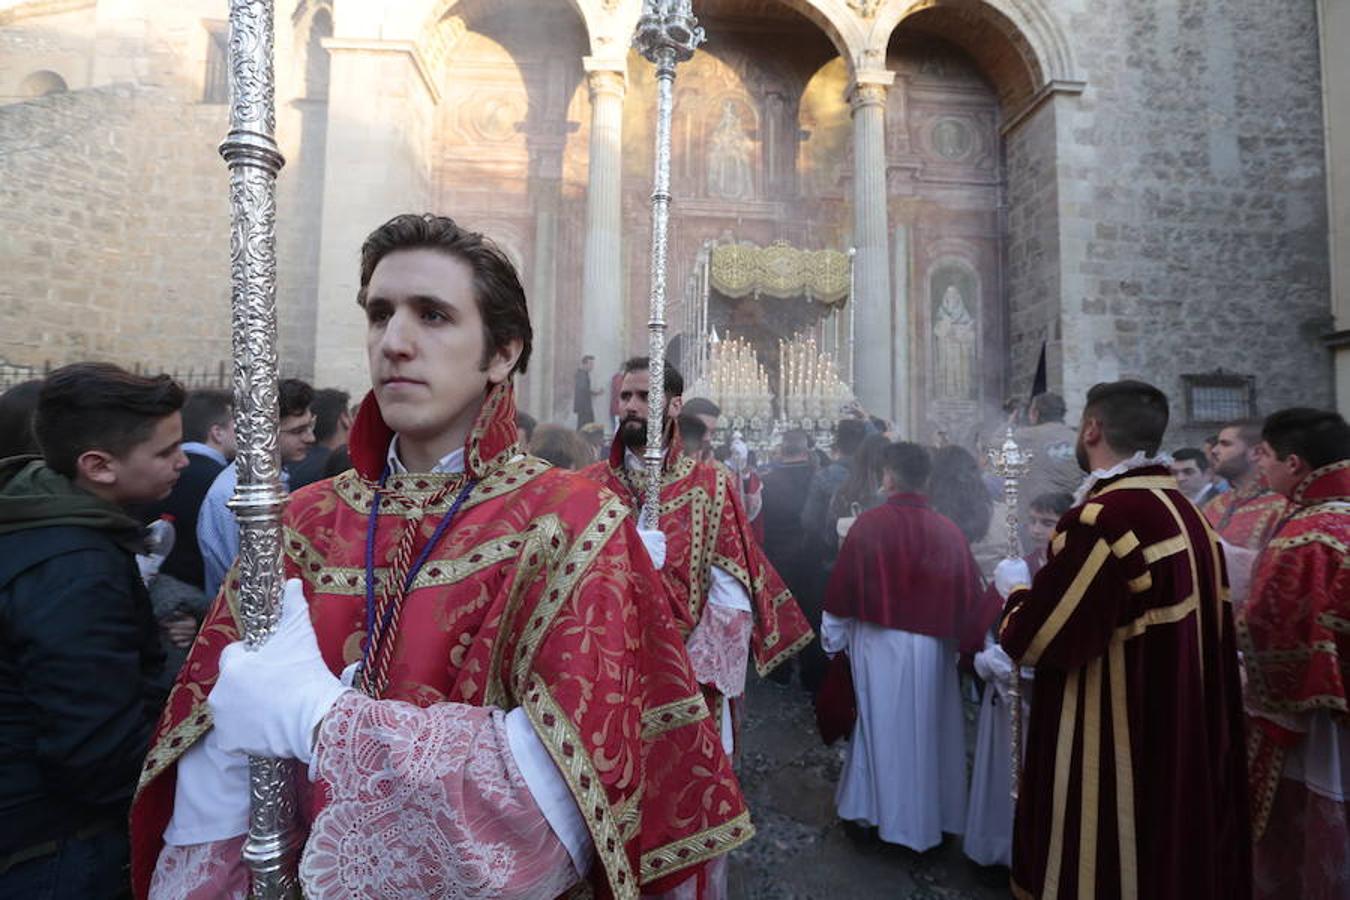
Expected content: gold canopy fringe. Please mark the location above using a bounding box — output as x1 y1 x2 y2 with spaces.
709 240 850 306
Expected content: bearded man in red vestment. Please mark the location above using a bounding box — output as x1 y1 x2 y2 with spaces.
129 215 751 900
996 380 1250 900
1203 418 1290 550
582 358 812 766
1241 408 1350 899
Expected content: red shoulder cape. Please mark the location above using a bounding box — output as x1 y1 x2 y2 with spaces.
130 383 751 899
581 435 813 676
824 493 985 646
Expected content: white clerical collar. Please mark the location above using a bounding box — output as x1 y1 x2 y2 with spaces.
386 437 465 475
1074 451 1172 504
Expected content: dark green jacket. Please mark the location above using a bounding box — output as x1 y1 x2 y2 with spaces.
0 456 164 854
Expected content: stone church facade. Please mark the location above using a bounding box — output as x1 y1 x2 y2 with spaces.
0 0 1343 442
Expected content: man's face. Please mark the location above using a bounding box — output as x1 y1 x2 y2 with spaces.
212 413 238 460
694 412 718 436
1255 441 1306 500
582 358 593 372
107 413 188 504
278 410 315 463
364 248 518 450
617 370 682 451
1170 460 1207 497
1211 427 1254 481
1027 507 1059 547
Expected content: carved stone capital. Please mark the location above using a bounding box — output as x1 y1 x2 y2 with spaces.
848 79 889 112
587 68 627 100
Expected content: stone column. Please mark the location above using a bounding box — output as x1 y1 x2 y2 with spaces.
580 58 627 402
892 224 911 436
524 125 567 419
848 71 895 421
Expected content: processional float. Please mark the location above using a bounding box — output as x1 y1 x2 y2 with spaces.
219 0 300 895
634 0 704 528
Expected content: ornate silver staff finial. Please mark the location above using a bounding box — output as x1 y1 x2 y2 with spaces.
988 426 1032 805
220 0 300 894
634 0 704 530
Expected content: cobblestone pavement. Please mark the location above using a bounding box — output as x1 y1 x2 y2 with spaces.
727 675 1012 899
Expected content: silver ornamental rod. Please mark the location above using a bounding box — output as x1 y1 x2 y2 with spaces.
634 0 704 530
988 427 1032 805
220 0 300 895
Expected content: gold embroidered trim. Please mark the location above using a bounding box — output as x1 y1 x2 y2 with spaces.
295 533 525 596
1109 640 1138 900
1291 459 1350 505
756 625 815 678
638 810 754 884
1042 669 1081 900
1126 571 1153 594
524 681 636 897
1110 530 1140 559
614 786 644 844
485 516 562 709
1078 657 1103 899
331 456 550 517
511 497 629 697
1141 535 1187 564
136 702 211 797
1079 502 1103 526
1246 640 1337 662
1092 476 1178 497
1024 539 1110 665
1267 532 1350 555
640 695 710 739
1051 530 1068 556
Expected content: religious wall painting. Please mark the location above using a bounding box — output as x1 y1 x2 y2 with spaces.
436 31 532 180
706 97 758 201
929 261 979 404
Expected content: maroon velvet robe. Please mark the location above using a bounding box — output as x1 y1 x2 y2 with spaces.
825 493 984 647
999 465 1251 900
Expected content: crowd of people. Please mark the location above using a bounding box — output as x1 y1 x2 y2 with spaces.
0 212 1345 900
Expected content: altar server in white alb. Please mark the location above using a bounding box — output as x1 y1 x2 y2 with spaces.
820 442 985 851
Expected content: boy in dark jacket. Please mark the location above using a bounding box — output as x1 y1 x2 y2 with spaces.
0 363 185 898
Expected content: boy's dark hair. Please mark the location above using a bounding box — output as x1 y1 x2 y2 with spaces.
683 397 721 419
581 355 594 365
1030 392 1067 423
310 388 351 442
834 418 867 457
677 413 708 448
358 213 533 375
1172 447 1210 471
1262 408 1350 470
1082 380 1169 456
1029 491 1074 518
622 356 684 398
279 379 315 420
0 379 43 458
36 363 185 478
882 441 931 491
181 389 233 444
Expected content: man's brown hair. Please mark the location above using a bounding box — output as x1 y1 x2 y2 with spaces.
358 213 533 375
1083 380 1170 457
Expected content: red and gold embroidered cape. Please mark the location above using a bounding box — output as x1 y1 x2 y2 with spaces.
999 466 1250 900
1238 460 1350 838
582 436 813 677
130 383 752 899
1202 479 1289 550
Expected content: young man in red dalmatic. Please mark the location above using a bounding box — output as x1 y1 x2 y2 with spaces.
129 215 752 900
1241 408 1350 900
1203 418 1290 550
582 358 813 766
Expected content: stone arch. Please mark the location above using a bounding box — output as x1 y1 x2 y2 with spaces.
868 0 1081 116
20 69 67 98
762 0 867 67
424 0 595 56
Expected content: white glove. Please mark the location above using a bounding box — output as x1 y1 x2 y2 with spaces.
994 558 1031 599
638 528 667 571
974 644 1016 701
209 578 349 765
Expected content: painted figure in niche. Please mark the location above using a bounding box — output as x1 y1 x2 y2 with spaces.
708 99 755 200
934 284 976 400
